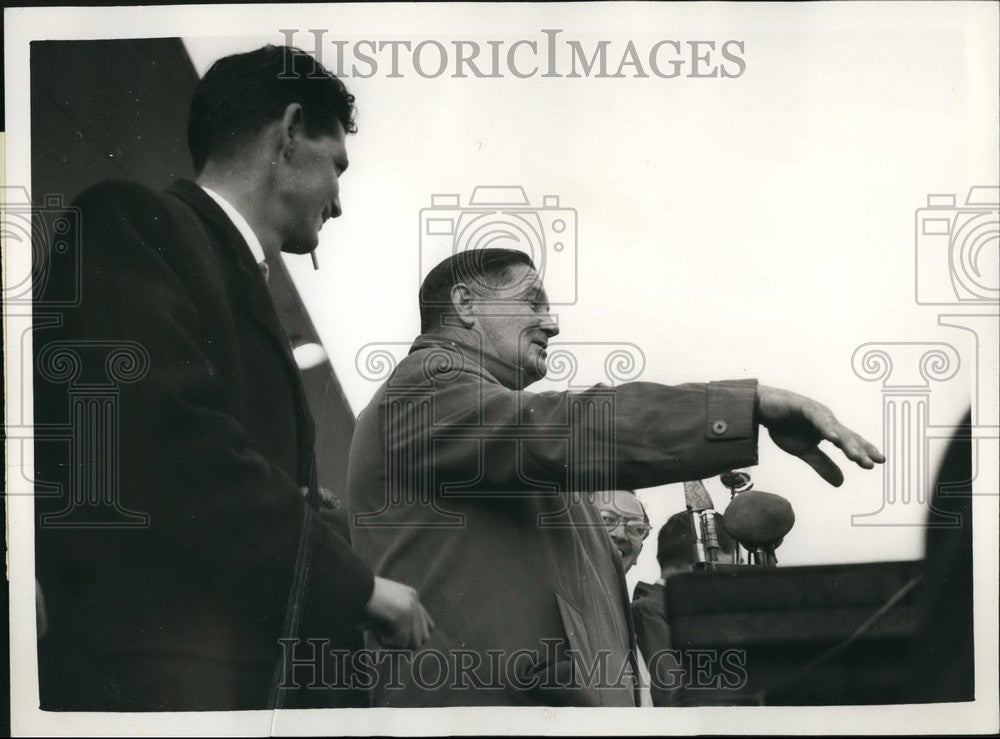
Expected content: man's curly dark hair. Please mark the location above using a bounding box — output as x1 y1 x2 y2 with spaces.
187 45 356 173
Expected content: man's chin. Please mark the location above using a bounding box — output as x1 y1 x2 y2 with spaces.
532 350 550 375
281 234 320 255
520 360 546 387
615 546 635 564
282 244 317 256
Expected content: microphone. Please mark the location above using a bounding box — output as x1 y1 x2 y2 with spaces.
722 490 795 565
683 480 718 566
683 479 714 512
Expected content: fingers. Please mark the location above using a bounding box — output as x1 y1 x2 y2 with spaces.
798 397 886 473
844 430 886 467
390 594 434 649
423 604 435 637
366 577 435 649
412 596 433 647
410 602 430 647
797 446 844 487
825 422 886 470
373 601 435 651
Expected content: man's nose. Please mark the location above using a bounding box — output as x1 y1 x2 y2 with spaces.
608 522 628 540
329 198 342 219
540 313 559 337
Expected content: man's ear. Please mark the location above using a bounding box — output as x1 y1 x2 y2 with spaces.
278 103 305 160
449 283 476 328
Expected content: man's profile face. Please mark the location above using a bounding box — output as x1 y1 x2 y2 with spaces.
472 264 559 388
593 490 647 573
275 119 349 255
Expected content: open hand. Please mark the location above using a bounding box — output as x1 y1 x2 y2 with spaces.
756 385 885 486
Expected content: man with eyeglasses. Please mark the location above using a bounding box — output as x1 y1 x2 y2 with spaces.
592 489 651 573
591 489 656 706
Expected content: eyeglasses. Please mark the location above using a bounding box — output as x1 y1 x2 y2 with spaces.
598 510 650 539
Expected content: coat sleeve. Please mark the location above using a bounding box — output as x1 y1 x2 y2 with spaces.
383 355 758 496
48 181 373 627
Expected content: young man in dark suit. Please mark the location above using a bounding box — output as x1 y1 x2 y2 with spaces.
33 45 431 711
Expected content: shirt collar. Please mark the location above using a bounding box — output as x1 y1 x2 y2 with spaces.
199 185 267 267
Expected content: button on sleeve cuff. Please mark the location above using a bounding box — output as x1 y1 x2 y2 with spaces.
705 379 759 458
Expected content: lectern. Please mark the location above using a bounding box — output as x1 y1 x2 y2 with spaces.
665 560 927 705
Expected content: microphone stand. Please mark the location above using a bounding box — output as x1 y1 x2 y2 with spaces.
684 480 719 569
719 472 792 568
686 474 789 570
749 547 777 567
720 470 754 566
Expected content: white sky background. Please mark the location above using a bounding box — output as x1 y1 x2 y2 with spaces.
183 3 997 591
5 2 998 736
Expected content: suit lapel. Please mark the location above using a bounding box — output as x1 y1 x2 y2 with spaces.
165 180 316 484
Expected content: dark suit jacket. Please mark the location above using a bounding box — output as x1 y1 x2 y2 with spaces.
631 581 684 706
347 330 759 707
33 180 374 710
